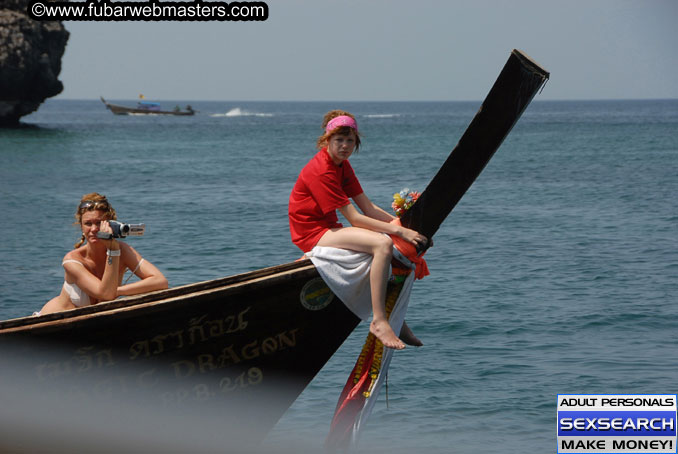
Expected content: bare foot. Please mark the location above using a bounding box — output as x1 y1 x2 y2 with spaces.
370 319 406 350
399 321 423 347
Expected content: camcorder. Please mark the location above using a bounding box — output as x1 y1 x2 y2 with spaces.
96 221 145 239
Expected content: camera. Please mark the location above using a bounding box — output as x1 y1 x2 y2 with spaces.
96 221 145 239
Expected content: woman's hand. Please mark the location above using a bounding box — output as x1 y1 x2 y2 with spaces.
399 226 428 249
99 220 120 250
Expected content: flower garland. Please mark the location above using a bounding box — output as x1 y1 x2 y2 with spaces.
391 188 421 217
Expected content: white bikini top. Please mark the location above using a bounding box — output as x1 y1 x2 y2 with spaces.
62 260 90 307
61 258 144 307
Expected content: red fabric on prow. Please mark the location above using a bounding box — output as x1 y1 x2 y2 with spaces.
388 218 430 279
324 341 377 450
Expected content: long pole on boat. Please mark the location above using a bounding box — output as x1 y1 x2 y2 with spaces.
401 49 549 245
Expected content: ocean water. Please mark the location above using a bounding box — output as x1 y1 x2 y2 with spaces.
1 99 677 453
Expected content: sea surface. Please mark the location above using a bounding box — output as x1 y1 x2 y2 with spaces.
1 99 677 453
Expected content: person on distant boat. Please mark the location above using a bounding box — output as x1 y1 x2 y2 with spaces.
37 193 168 315
288 110 426 350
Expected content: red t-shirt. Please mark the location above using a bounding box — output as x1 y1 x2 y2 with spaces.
289 148 364 252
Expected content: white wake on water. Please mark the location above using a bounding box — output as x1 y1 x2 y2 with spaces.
210 107 274 118
363 114 401 118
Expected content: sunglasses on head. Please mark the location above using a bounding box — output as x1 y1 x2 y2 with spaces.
79 200 109 211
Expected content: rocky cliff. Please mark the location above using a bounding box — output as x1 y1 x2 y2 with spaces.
0 0 69 126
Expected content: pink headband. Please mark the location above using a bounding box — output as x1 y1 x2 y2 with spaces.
325 115 358 133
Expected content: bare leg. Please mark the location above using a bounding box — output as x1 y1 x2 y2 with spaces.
318 227 405 349
399 321 423 346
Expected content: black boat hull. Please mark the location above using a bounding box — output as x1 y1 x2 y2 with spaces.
0 261 360 444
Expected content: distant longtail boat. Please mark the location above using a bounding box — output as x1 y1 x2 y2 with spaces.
101 96 195 116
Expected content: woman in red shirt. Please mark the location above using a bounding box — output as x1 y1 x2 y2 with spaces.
289 110 427 350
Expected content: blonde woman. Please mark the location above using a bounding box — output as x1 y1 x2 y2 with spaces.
39 193 168 315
